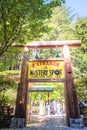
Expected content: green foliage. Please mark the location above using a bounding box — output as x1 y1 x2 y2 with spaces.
75 78 87 102
0 92 9 120
0 48 22 71
0 0 65 56
0 92 8 106
71 17 87 78
75 17 87 44
40 6 75 40
50 83 64 101
0 88 17 120
0 75 17 107
0 70 19 76
31 83 64 102
0 76 16 91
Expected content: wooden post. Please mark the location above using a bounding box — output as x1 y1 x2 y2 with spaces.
15 53 28 126
26 89 31 126
63 45 80 126
48 92 50 115
48 92 50 105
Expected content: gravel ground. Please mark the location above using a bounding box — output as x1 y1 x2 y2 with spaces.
0 126 87 130
0 115 87 130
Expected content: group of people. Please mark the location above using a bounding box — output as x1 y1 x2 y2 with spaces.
46 99 65 115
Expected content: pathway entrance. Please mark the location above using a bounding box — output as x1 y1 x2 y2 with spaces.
26 82 66 126
12 40 82 128
28 115 66 127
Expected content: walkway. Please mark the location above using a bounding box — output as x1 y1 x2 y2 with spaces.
1 115 87 130
27 114 66 127
25 115 86 130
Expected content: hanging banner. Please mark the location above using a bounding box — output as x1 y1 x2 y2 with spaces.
28 60 65 79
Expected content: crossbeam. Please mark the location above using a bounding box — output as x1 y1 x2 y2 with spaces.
12 40 81 49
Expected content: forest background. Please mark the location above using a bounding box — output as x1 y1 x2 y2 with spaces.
0 0 87 114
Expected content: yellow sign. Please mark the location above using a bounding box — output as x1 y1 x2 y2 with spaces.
28 60 65 79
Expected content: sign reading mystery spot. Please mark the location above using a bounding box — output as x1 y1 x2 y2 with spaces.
28 60 65 79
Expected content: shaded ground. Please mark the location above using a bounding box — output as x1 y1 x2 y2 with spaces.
28 115 66 126
0 115 87 130
23 115 86 130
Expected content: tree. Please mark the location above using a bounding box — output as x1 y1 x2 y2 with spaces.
72 17 87 78
75 78 87 102
0 48 22 71
36 6 76 61
70 17 87 106
40 6 75 40
0 0 65 56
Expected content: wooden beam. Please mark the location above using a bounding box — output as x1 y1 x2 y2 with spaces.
63 45 80 126
27 78 65 82
12 40 81 49
28 58 64 62
26 40 81 48
29 90 53 92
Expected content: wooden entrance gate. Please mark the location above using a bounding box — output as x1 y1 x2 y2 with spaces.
13 40 81 128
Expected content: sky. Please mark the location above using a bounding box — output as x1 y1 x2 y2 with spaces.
65 0 87 18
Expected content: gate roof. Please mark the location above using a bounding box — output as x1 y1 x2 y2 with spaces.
29 86 54 92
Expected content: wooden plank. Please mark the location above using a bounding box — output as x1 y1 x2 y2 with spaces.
12 40 81 49
27 78 65 82
29 90 53 92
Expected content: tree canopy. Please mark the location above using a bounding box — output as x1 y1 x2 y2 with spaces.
40 6 75 40
72 17 87 78
0 0 65 56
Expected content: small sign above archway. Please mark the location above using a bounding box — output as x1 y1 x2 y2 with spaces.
29 86 54 92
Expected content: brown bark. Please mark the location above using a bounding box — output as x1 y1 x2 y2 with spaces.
15 56 28 118
63 45 80 125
